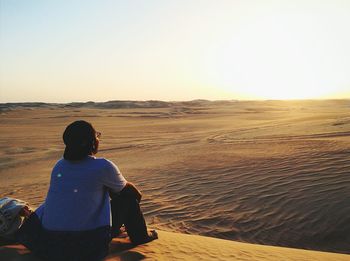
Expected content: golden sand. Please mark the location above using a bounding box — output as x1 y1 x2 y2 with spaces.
1 231 349 260
1 100 349 258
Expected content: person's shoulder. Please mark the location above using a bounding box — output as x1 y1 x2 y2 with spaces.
51 158 66 174
92 157 118 169
53 158 65 167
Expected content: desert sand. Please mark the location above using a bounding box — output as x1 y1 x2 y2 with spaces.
0 99 349 259
1 230 350 260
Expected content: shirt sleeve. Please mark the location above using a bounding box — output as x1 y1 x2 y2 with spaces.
102 159 127 193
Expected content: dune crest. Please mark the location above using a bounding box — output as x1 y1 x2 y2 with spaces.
1 231 349 261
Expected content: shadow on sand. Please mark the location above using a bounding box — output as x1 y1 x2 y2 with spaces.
0 237 146 261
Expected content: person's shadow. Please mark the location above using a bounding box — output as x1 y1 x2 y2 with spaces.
0 237 146 261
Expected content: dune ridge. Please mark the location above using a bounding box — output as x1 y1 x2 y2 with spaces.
1 231 349 260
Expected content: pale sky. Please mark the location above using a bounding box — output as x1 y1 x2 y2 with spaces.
1 0 350 102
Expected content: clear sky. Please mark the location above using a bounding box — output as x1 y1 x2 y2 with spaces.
1 0 350 102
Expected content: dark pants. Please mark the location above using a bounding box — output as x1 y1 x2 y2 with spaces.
109 192 150 245
16 194 150 260
16 214 110 261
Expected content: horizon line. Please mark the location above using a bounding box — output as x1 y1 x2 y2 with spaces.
1 97 350 105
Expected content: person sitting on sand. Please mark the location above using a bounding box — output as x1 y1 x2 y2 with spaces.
16 120 157 261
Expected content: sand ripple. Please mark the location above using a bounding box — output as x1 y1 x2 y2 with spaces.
135 149 350 254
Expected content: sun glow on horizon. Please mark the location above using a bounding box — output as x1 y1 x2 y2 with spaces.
199 6 350 100
1 1 350 102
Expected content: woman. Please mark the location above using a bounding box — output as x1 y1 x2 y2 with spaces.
16 120 157 261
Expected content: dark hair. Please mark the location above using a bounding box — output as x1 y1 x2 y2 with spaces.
63 120 98 161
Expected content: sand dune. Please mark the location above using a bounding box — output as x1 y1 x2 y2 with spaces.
1 231 349 260
0 100 349 256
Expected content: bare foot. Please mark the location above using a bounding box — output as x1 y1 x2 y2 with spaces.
131 230 158 245
147 229 158 242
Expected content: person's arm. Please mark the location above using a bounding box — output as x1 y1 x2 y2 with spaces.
119 182 142 202
102 159 127 193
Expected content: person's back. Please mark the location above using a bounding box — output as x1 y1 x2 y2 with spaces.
38 156 126 231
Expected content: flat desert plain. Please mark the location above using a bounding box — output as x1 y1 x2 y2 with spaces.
0 100 349 256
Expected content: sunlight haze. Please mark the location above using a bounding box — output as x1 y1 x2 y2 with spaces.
1 0 349 102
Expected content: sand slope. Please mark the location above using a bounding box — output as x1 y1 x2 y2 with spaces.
1 231 349 261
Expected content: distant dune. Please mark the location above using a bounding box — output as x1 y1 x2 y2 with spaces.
1 98 348 110
0 99 242 111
